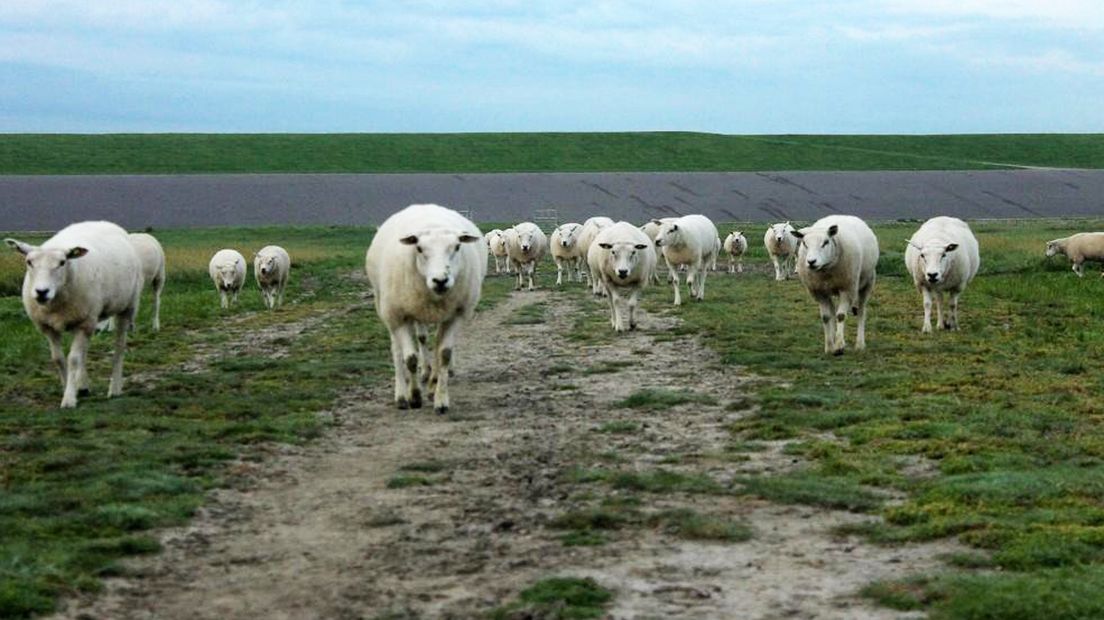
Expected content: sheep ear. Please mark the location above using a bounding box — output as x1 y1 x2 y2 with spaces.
458 234 480 243
634 243 648 250
827 225 839 237
671 224 679 231
945 243 959 252
790 230 804 239
66 247 89 259
5 238 34 255
598 242 613 249
908 240 922 250
650 219 662 225
399 235 419 245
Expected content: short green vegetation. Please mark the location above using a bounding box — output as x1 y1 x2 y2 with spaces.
491 576 613 620
615 388 717 410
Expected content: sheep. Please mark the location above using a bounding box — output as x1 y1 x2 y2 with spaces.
1045 232 1104 277
764 222 799 281
99 232 166 333
5 221 143 408
588 222 657 332
579 216 616 294
485 229 509 274
723 231 748 273
905 217 980 333
653 214 719 305
640 218 676 284
792 215 879 355
550 222 586 285
711 236 722 271
364 203 485 414
254 245 291 310
209 249 247 309
505 222 548 291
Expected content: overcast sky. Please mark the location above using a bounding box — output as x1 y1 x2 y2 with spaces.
1 1 1102 133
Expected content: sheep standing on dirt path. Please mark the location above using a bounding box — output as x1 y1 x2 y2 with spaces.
6 221 143 408
485 229 508 275
580 217 616 294
254 245 291 310
792 215 879 355
723 231 748 274
905 217 980 333
589 222 657 332
550 223 585 285
1046 233 1104 277
506 222 548 291
654 215 719 305
365 203 485 414
209 249 247 309
765 222 799 281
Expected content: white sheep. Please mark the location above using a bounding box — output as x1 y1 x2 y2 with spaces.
723 231 748 273
711 236 722 271
254 245 291 310
905 217 980 333
1046 232 1104 277
209 249 247 309
588 222 657 332
654 214 719 305
100 232 166 333
365 203 485 414
506 222 548 291
764 222 799 281
6 221 143 408
579 216 616 294
485 229 509 274
792 215 879 355
641 218 676 284
550 222 586 285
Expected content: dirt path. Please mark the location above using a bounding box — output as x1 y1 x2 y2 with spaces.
54 287 953 619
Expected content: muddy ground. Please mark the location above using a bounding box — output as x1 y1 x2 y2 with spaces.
54 284 955 620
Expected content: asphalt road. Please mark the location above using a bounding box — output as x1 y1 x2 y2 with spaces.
1 169 1102 232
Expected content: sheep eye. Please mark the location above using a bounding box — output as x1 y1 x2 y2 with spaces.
453 244 460 252
821 241 829 248
920 253 925 259
25 259 32 267
416 246 423 254
59 260 66 266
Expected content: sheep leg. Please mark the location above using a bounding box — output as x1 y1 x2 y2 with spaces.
628 289 640 331
151 277 163 331
44 328 66 388
108 313 131 397
527 262 536 291
670 267 682 305
771 256 782 281
432 317 462 414
695 259 707 300
515 265 523 290
833 296 849 355
855 283 873 350
948 291 961 330
391 324 421 409
1074 261 1084 277
921 287 933 333
60 329 92 408
278 276 286 307
219 290 228 309
607 286 621 330
817 298 836 354
935 291 946 330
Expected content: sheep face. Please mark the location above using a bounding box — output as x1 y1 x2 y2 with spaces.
653 222 681 248
515 227 541 254
792 225 839 272
770 222 793 243
215 263 241 290
5 240 87 305
400 231 480 294
913 242 959 285
257 254 279 278
1045 241 1061 257
556 224 581 248
600 241 650 281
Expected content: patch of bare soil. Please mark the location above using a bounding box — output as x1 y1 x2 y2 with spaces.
53 286 953 620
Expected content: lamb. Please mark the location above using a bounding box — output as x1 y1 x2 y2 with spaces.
6 221 143 408
588 222 657 332
254 245 291 310
792 215 879 355
209 249 247 309
905 217 980 333
550 222 586 285
505 222 548 291
485 229 509 274
764 222 799 281
1045 232 1104 277
364 203 485 414
653 214 719 305
579 216 615 294
723 231 748 273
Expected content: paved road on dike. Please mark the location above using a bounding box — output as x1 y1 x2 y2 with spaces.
1 169 1102 231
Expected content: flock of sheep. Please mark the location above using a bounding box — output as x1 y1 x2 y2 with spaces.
4 209 1103 412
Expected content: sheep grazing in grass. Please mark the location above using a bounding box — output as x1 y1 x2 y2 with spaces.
792 215 879 355
905 217 980 333
1045 232 1104 277
365 203 485 414
723 231 748 274
506 222 548 291
209 249 247 309
654 214 719 305
550 222 586 285
485 229 509 274
588 222 657 332
6 221 143 408
764 222 799 281
254 245 290 310
580 216 616 294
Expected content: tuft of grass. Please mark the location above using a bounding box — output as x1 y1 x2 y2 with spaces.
736 473 883 512
615 388 717 411
491 576 614 620
398 460 448 473
505 301 547 325
649 509 753 542
385 475 436 489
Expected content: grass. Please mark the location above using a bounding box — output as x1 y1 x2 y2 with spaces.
3 133 1104 174
615 388 717 410
491 576 613 620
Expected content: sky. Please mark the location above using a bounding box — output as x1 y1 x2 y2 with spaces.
0 1 1102 134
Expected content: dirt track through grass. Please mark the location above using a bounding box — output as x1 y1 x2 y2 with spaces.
52 282 956 619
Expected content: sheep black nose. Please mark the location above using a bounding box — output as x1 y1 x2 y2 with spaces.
618 269 629 279
807 259 817 267
34 288 50 303
431 277 449 292
927 273 939 283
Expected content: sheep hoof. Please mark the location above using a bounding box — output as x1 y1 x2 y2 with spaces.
396 398 410 410
832 348 845 357
630 323 638 331
77 388 91 397
409 390 423 409
434 405 449 415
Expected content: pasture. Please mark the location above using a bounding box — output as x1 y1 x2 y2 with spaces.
1 218 1104 618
